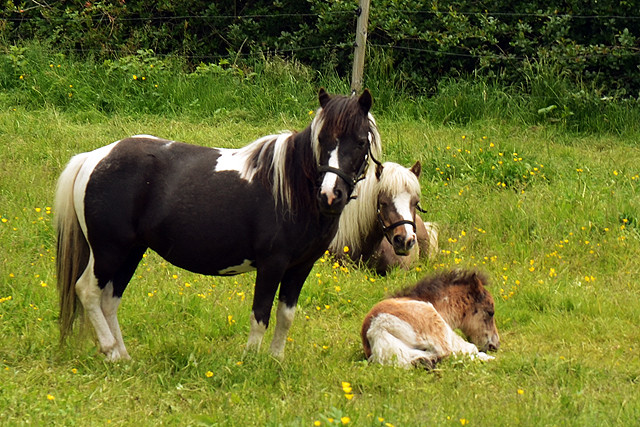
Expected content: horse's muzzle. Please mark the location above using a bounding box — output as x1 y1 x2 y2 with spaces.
317 188 347 215
390 232 417 256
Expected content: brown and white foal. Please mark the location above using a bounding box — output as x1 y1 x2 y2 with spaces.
361 269 500 368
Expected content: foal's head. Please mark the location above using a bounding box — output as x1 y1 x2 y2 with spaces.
313 88 380 215
376 161 422 255
456 272 500 353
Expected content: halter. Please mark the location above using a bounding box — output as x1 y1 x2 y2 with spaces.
376 199 426 245
317 144 381 195
377 207 417 236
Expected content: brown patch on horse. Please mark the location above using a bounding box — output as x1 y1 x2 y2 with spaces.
361 298 448 360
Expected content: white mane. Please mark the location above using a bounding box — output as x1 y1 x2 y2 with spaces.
330 161 421 255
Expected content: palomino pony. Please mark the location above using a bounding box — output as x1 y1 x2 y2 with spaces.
361 269 499 368
329 161 438 275
55 89 382 361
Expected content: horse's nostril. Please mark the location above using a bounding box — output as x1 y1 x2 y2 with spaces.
333 188 343 203
393 235 404 246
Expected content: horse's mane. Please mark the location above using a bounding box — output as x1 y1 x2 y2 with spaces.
310 95 382 165
230 93 382 217
330 161 421 255
392 269 489 301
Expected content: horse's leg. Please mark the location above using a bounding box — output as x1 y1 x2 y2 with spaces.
246 260 288 353
269 262 314 359
99 246 147 361
100 282 128 360
75 254 123 361
445 329 493 361
367 314 440 368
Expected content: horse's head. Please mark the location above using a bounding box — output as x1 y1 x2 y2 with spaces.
376 161 422 255
459 273 500 353
312 88 381 216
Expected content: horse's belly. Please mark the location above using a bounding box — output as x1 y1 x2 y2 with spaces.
150 237 257 276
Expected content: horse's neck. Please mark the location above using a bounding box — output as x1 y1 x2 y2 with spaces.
429 295 465 329
331 169 380 257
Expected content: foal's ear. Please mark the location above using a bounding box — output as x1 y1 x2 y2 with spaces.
358 89 373 113
375 163 384 180
470 272 485 294
410 161 422 178
318 88 331 108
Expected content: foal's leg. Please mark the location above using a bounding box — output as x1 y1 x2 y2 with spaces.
269 262 314 359
75 255 122 361
445 330 494 361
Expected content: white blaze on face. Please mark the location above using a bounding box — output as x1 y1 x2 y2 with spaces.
393 192 417 239
319 146 340 205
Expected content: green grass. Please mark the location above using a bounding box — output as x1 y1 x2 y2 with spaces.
1 50 640 425
1 107 639 426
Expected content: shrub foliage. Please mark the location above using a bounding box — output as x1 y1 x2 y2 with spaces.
2 1 639 97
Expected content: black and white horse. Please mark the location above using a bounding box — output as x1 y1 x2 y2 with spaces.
55 89 381 361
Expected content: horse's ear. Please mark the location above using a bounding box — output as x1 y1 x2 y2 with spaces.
358 89 373 113
410 161 422 178
319 88 331 108
470 272 488 299
375 163 384 180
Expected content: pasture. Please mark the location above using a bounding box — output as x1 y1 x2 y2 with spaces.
1 104 639 425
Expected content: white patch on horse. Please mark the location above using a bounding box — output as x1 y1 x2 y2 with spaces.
101 281 130 360
131 134 162 140
393 191 417 238
319 147 340 205
246 312 267 352
367 313 436 367
214 148 254 181
218 259 255 275
72 141 120 237
74 254 128 361
269 303 296 359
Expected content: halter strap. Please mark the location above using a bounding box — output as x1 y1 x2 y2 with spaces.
377 213 417 233
317 145 373 194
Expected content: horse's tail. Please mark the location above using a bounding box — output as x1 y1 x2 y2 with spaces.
55 153 90 343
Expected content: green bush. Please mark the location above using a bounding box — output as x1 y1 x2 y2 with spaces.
2 1 639 98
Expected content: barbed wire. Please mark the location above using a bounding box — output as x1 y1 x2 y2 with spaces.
3 8 640 22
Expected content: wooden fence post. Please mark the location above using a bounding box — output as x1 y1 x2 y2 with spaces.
351 0 371 94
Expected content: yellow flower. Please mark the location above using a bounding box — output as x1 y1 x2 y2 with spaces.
517 389 525 395
47 394 55 400
344 393 354 400
133 74 138 80
341 417 351 424
460 419 469 425
314 422 321 426
205 371 213 377
71 368 78 374
343 246 349 253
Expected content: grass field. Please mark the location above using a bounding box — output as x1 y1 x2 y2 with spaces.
1 70 640 424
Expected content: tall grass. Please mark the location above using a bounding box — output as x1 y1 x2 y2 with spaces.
1 46 639 425
2 43 640 135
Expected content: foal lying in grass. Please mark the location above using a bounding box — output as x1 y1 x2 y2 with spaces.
361 269 500 368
